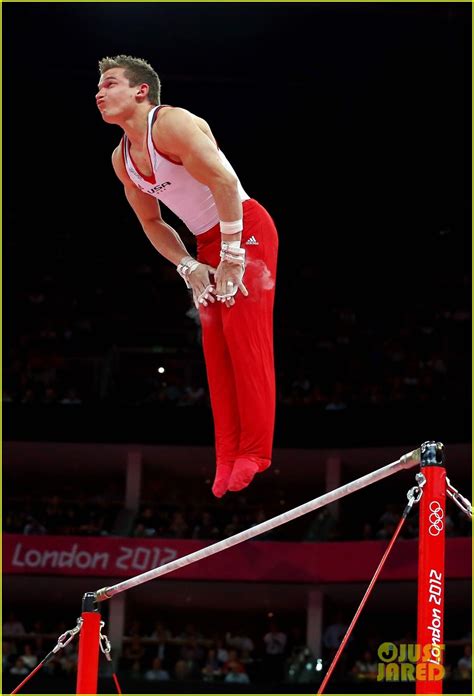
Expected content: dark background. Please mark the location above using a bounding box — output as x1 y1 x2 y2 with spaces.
3 2 471 445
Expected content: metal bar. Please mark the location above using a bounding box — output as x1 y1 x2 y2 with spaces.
95 448 420 602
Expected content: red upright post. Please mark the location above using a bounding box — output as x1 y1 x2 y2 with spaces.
76 592 101 694
416 441 446 693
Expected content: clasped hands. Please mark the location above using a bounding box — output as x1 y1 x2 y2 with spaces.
177 255 248 309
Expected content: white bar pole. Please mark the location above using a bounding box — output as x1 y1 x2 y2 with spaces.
95 448 420 602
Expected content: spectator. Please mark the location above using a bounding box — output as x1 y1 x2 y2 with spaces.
263 622 287 681
144 657 170 681
263 622 287 656
167 511 189 538
60 387 82 405
178 381 206 407
19 644 38 670
23 517 47 535
361 522 374 540
224 662 250 684
378 504 399 528
123 635 145 670
325 384 348 411
135 507 159 536
78 510 105 536
251 508 273 539
129 659 143 679
192 511 220 540
286 625 307 656
178 623 203 642
3 613 26 637
149 621 171 640
174 658 193 681
132 522 147 538
21 387 37 405
456 644 471 680
376 520 397 540
223 514 242 537
58 645 78 674
375 503 401 540
322 611 351 679
304 508 339 541
322 611 348 659
223 649 246 676
127 620 143 637
351 650 378 681
214 636 229 665
9 657 28 676
2 641 15 671
42 386 58 405
240 647 255 669
226 629 255 654
201 648 222 681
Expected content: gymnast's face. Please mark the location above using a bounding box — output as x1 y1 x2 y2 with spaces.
96 68 144 123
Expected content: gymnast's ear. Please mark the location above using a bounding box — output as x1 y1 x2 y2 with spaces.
135 82 150 101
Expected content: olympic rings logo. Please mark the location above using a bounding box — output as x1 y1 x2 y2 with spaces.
428 501 444 536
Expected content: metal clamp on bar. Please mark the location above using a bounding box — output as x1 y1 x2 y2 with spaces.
399 447 422 469
95 587 112 603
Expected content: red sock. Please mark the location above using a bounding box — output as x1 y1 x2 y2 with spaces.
228 457 271 492
257 458 271 473
212 461 234 498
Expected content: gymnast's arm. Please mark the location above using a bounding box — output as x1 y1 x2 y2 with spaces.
153 109 247 303
111 146 190 265
152 108 242 239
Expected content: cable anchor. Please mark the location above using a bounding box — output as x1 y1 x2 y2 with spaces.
404 472 426 516
99 621 112 662
52 617 83 654
446 477 473 519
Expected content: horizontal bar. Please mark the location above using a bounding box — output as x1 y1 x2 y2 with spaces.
95 447 420 602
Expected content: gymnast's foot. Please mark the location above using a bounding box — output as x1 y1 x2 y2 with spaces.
211 460 234 498
228 456 271 492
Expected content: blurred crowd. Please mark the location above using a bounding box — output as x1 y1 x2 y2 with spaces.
4 485 471 542
4 237 470 410
3 612 471 685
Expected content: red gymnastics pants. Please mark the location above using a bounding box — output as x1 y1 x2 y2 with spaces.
197 199 278 475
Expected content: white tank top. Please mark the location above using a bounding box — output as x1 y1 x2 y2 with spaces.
122 106 250 235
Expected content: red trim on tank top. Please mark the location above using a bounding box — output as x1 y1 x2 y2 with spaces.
123 135 156 184
129 149 156 184
121 136 127 169
151 106 184 166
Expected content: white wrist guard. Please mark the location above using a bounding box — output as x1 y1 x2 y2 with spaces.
220 242 246 267
176 255 200 289
220 219 243 235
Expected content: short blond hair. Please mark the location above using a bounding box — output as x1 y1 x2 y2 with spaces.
98 54 161 105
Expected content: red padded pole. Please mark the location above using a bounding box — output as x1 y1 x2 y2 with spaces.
416 441 446 694
76 593 101 694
